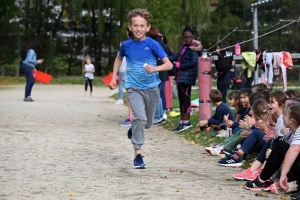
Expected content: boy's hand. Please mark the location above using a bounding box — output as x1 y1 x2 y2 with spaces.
241 129 250 138
109 78 117 90
144 64 156 74
226 119 233 127
223 114 229 123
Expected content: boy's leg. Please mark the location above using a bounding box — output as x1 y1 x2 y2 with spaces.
84 78 88 94
89 79 93 92
145 87 160 128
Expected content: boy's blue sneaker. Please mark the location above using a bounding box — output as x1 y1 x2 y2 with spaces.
133 154 146 169
127 128 132 139
119 118 132 127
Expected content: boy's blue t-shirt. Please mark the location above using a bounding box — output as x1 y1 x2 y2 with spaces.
119 37 167 90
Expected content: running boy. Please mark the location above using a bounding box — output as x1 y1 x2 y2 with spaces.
109 8 172 169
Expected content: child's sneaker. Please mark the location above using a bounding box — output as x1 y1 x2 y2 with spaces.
245 176 273 191
163 113 167 119
115 99 124 104
154 118 166 125
219 155 242 167
119 118 132 127
176 122 192 132
233 168 261 181
214 130 228 138
133 154 146 169
270 180 299 194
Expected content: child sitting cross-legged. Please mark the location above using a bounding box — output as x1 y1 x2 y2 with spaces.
198 89 235 136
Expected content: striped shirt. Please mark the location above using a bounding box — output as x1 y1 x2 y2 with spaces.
291 126 300 146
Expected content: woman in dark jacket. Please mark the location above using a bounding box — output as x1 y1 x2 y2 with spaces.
168 26 199 132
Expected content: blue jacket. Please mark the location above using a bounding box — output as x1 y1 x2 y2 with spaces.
168 45 198 85
208 102 235 126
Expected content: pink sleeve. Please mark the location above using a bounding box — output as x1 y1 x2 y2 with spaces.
176 62 180 68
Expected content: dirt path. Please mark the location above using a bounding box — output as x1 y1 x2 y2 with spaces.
0 85 285 199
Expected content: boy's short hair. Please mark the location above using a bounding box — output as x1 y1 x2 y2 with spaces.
209 89 222 103
86 56 91 61
269 91 286 107
127 8 153 25
249 92 265 105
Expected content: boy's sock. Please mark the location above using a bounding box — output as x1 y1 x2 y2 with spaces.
182 120 189 124
233 151 243 160
179 120 183 124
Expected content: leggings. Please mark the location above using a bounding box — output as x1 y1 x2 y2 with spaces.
177 83 192 114
85 77 93 92
260 142 300 181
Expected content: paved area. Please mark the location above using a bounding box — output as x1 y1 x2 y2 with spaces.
0 85 287 200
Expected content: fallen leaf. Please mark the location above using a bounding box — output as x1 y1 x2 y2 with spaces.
190 141 195 145
180 170 184 173
240 185 245 189
255 191 268 197
220 188 225 190
160 176 167 179
220 175 226 179
67 193 77 197
176 190 182 192
169 167 176 172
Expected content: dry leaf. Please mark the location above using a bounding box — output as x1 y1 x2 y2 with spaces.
180 170 184 173
240 185 245 189
220 175 226 179
220 188 225 190
67 193 77 197
160 176 167 179
255 191 268 197
169 167 176 172
190 141 195 145
176 190 182 192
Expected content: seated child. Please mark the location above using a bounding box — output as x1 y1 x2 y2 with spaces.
198 89 234 133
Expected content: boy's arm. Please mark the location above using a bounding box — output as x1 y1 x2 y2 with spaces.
144 57 172 74
109 55 123 90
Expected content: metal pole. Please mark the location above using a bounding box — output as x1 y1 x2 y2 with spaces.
253 6 258 84
17 33 20 77
82 35 85 76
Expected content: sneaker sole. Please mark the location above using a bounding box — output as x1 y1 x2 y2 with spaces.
270 181 298 194
232 175 256 181
219 163 242 167
245 186 270 191
133 165 146 169
205 149 212 154
176 125 193 132
119 124 131 127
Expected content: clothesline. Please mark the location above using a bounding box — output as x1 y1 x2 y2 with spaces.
207 18 298 55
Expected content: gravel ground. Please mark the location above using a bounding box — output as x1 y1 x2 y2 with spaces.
0 84 288 200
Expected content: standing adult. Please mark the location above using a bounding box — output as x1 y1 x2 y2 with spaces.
22 40 44 102
214 41 233 103
169 27 199 132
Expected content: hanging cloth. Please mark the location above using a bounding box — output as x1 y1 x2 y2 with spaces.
242 52 256 78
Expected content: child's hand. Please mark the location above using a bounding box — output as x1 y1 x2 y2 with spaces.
226 119 233 127
144 64 156 74
255 120 267 132
109 77 117 90
239 120 249 130
223 114 229 123
244 115 256 127
241 129 251 138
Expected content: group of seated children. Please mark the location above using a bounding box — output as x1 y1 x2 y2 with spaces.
198 83 300 198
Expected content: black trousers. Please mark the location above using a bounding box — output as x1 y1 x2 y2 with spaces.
85 77 93 92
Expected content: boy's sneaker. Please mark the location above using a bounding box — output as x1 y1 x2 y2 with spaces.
127 128 132 139
173 124 183 132
214 130 228 138
154 118 166 125
245 176 273 191
221 148 236 156
233 168 262 181
115 99 124 104
270 180 299 194
133 154 146 169
219 155 242 167
119 118 132 127
175 122 192 132
219 123 227 130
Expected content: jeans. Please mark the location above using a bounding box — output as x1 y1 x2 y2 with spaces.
85 77 93 92
154 83 163 120
160 82 166 112
240 129 266 154
260 142 300 182
118 72 125 99
22 64 35 98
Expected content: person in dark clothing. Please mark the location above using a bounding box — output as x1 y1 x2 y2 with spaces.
168 26 199 132
147 26 173 124
214 41 233 103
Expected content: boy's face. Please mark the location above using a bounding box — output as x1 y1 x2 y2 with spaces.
268 97 282 115
228 97 237 107
86 58 91 64
128 16 150 41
